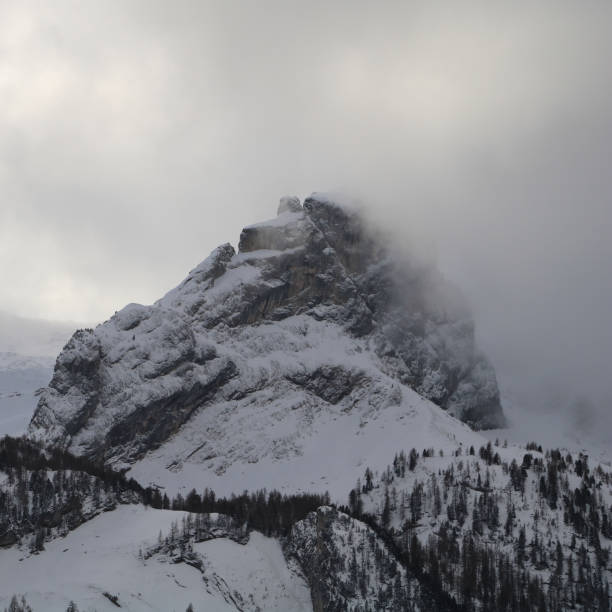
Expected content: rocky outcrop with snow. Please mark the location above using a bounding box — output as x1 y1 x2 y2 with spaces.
286 506 420 611
28 194 504 482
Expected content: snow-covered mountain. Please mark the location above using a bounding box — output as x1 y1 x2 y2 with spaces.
28 194 502 498
6 195 609 611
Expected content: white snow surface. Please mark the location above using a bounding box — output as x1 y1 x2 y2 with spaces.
126 315 485 499
0 505 312 612
192 533 312 611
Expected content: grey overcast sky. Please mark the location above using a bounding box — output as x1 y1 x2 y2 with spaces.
1 2 611 415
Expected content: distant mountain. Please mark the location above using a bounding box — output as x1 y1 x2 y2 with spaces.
0 313 77 436
0 311 77 357
0 354 53 436
0 352 53 372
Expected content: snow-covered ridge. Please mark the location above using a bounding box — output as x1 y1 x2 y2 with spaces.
351 440 612 611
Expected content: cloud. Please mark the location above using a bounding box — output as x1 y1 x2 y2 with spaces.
1 1 611 426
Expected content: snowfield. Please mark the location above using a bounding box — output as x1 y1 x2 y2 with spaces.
0 505 312 612
127 362 486 500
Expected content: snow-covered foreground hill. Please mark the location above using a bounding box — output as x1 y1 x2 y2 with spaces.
0 505 312 612
352 439 612 610
3 432 609 611
0 311 76 358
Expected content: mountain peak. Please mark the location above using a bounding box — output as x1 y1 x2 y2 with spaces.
28 193 504 492
277 195 302 215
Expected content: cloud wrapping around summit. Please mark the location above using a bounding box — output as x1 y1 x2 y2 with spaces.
1 2 611 432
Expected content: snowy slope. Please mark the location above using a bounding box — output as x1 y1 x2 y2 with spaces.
0 505 312 612
352 441 612 610
192 533 312 611
127 362 485 499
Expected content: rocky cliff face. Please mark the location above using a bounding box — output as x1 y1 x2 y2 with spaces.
28 194 503 473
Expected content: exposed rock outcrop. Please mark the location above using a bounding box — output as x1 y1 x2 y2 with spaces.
286 506 425 611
